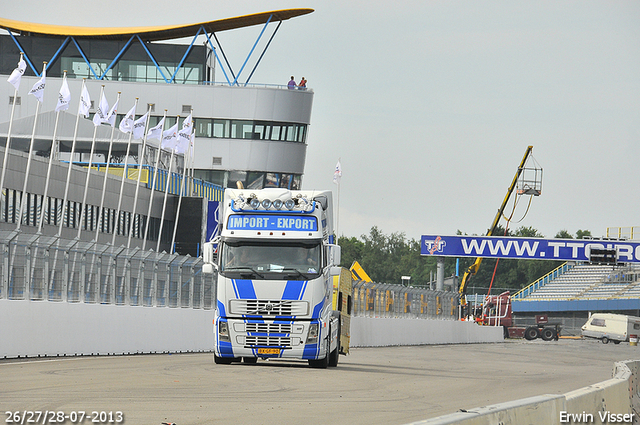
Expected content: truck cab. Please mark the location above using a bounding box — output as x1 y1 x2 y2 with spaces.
205 189 343 368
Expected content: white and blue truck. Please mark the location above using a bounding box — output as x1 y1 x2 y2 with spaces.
203 188 343 368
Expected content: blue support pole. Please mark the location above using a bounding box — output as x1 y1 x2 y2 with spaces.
135 35 170 84
170 26 205 83
203 33 231 85
48 37 71 72
100 35 135 80
211 32 236 84
232 14 273 86
71 37 100 79
7 33 37 75
244 20 281 86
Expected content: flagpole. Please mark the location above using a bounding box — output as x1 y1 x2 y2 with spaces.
76 85 105 240
39 71 68 233
111 98 138 246
156 115 179 252
142 110 167 251
95 91 121 243
16 62 46 230
170 141 191 254
0 52 24 216
59 79 89 237
156 149 175 252
127 108 151 249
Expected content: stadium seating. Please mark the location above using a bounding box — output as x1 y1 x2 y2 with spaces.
521 264 640 301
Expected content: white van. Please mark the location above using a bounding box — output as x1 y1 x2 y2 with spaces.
581 313 640 344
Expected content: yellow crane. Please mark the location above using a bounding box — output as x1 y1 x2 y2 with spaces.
458 145 541 314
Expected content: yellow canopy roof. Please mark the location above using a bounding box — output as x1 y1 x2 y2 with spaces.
0 9 313 41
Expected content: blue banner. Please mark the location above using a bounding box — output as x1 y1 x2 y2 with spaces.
227 214 318 231
207 201 220 242
420 235 640 264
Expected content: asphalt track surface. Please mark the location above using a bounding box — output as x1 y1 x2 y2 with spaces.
1 338 637 425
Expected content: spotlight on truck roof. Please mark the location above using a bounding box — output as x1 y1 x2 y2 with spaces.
272 199 283 210
249 197 260 209
261 199 272 209
284 199 295 210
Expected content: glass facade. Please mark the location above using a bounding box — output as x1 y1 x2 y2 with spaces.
0 35 204 84
195 119 306 143
194 170 301 190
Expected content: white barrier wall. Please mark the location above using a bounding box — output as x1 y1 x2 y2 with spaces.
350 317 504 347
0 299 215 358
0 300 502 358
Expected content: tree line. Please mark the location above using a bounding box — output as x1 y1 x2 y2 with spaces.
338 226 592 293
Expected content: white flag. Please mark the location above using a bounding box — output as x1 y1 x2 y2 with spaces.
175 129 191 154
93 92 109 126
78 83 91 117
119 103 136 133
182 113 193 130
147 117 165 141
333 160 342 184
132 112 148 139
7 57 26 91
176 114 192 154
161 123 179 151
28 66 46 103
55 75 71 112
105 98 119 127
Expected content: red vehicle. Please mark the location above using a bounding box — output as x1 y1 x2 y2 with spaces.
479 291 560 341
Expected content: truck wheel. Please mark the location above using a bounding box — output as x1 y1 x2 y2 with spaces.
524 327 539 341
602 337 609 344
214 354 233 365
541 328 555 341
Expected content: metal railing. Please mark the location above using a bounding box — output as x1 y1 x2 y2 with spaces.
0 230 216 309
352 281 459 320
1 229 458 320
511 262 573 300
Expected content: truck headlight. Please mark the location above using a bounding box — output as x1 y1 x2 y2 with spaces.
306 323 319 344
218 321 230 342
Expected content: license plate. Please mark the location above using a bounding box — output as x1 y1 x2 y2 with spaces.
257 348 281 355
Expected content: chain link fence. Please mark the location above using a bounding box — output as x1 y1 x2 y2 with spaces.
0 229 458 321
0 230 215 309
353 281 459 320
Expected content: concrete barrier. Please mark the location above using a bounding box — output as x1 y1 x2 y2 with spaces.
407 360 640 425
350 317 504 347
0 300 502 358
0 299 215 358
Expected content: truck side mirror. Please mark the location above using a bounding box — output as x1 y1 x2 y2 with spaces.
202 242 218 274
326 244 341 266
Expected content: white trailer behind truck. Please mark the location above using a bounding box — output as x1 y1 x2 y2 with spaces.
203 188 343 368
581 313 640 344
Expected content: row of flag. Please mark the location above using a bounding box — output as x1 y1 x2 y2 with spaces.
4 54 196 253
6 56 193 155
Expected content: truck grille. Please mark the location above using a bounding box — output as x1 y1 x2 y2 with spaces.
246 323 293 334
229 299 309 316
245 336 294 347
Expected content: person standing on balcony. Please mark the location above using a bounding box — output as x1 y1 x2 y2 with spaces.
288 76 297 89
298 77 307 90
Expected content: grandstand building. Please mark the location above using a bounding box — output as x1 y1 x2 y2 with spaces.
512 252 640 334
0 10 314 253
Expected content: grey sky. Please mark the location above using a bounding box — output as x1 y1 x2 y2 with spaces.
2 1 640 241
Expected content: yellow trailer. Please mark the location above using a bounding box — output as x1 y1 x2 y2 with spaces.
332 267 352 355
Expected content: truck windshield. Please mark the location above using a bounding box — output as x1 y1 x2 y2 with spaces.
220 240 322 280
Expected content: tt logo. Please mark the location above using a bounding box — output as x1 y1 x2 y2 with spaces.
424 237 446 254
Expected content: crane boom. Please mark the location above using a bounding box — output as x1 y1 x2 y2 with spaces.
458 145 535 308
